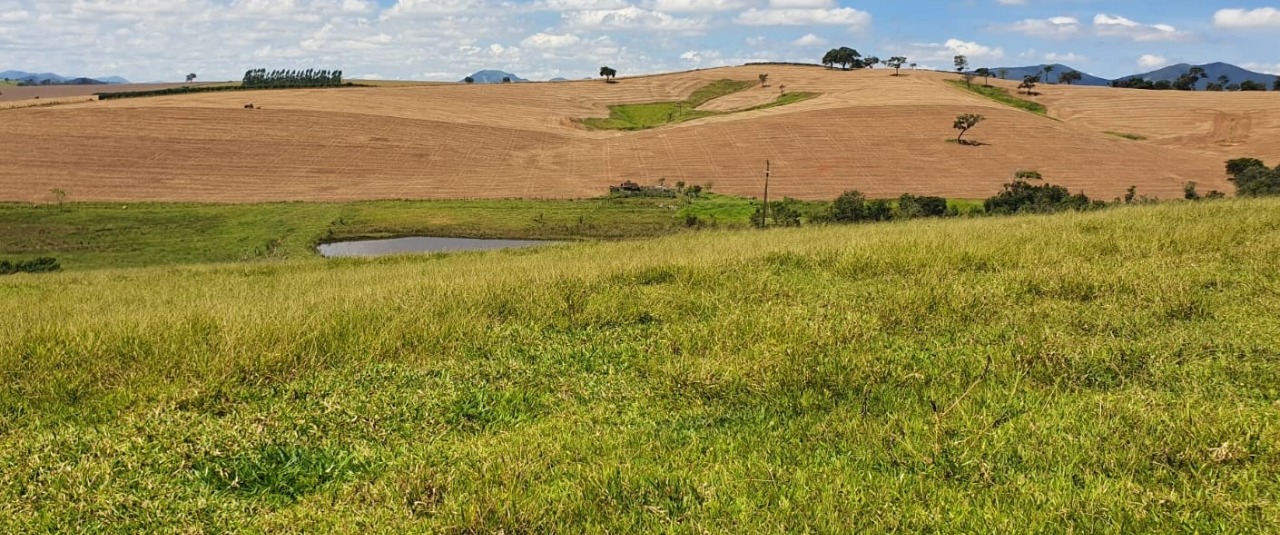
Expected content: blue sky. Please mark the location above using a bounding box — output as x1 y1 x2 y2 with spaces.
1 0 1277 82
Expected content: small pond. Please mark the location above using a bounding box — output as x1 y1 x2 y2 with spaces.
318 236 557 258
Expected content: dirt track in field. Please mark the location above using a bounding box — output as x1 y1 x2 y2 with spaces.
1 66 1270 203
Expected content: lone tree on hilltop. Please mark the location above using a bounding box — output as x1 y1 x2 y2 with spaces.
884 56 907 76
1058 70 1083 85
1018 74 1040 95
974 67 993 86
599 66 617 82
953 113 985 144
954 55 971 86
185 73 197 83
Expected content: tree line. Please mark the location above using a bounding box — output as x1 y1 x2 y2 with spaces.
242 68 344 89
1111 67 1277 91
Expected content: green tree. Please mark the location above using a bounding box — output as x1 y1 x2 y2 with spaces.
974 68 993 86
1226 158 1280 196
1239 80 1266 91
1173 67 1206 91
464 76 475 84
1042 65 1055 84
185 73 197 83
1018 74 1040 95
953 113 985 144
599 66 617 82
954 55 971 85
1058 70 1083 85
837 47 862 69
884 56 907 76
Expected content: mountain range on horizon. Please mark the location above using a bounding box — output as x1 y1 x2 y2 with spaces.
460 70 529 84
0 70 129 85
981 62 1277 89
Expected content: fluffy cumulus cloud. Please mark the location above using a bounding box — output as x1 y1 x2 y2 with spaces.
735 6 872 29
997 16 1082 38
1137 54 1168 70
1213 7 1280 28
1093 14 1192 42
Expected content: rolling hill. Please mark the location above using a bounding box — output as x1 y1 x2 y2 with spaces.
1125 62 1276 90
0 69 128 84
462 70 528 84
985 64 1111 86
1 65 1276 203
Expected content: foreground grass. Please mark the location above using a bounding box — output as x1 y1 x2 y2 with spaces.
2 199 1278 531
581 80 816 130
947 79 1048 116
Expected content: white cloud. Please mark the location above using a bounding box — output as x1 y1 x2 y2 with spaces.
645 0 745 13
1093 14 1192 42
1242 62 1280 75
530 0 630 11
562 6 707 32
1137 54 1168 70
792 33 827 47
521 32 582 49
734 7 871 28
997 16 1081 38
1213 7 1280 29
1044 52 1086 63
894 38 1005 70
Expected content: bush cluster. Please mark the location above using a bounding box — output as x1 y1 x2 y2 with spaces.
1226 158 1280 197
826 192 952 223
0 257 60 275
984 179 1095 214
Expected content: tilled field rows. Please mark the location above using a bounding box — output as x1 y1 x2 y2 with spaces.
0 66 1263 202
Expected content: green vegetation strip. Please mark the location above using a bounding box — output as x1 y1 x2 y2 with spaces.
2 199 1279 531
946 79 1048 116
581 79 818 130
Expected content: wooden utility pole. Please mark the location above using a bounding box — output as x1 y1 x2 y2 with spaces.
762 160 771 228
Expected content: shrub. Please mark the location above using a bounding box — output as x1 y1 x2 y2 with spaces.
832 190 868 222
0 257 61 275
984 175 1092 214
1226 158 1280 197
897 194 948 218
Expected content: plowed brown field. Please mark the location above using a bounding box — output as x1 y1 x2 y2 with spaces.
1 66 1272 202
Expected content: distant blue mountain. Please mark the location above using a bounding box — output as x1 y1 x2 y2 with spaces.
461 70 528 84
0 69 129 84
1123 62 1276 90
983 64 1111 86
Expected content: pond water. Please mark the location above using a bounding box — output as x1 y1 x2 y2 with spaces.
318 236 556 258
